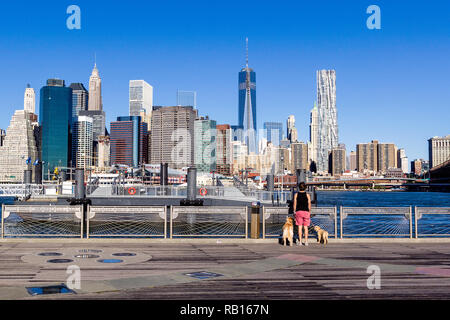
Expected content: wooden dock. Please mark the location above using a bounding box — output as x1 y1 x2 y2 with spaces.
0 240 449 299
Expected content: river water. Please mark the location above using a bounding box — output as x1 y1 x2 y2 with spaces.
1 192 449 208
315 191 450 207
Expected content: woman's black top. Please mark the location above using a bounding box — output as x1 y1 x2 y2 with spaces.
295 191 309 212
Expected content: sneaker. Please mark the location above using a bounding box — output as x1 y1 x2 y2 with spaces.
304 242 309 246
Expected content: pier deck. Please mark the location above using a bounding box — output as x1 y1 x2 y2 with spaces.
0 240 449 299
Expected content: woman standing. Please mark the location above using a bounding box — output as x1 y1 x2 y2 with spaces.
292 182 311 246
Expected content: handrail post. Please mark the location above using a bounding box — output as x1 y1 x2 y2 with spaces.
409 206 412 239
334 206 338 239
415 206 418 239
85 204 89 239
164 206 167 239
262 206 266 240
340 206 343 239
1 204 4 239
170 206 173 239
245 206 248 239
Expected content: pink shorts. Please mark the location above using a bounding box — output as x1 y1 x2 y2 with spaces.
295 210 311 226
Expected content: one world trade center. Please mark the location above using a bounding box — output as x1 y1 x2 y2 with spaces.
238 38 257 154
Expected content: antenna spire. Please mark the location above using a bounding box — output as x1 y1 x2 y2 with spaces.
245 37 249 69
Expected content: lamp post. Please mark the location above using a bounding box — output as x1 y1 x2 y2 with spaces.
280 155 284 194
41 161 45 183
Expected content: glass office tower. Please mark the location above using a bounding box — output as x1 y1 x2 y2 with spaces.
238 68 256 134
177 90 197 107
194 117 217 173
238 38 257 154
69 83 88 123
264 122 283 146
110 116 147 167
39 79 73 177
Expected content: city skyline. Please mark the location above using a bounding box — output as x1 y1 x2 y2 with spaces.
1 1 449 163
1 63 442 169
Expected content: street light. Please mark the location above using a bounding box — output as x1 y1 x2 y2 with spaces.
41 161 45 183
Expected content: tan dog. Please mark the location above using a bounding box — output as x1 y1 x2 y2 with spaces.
282 217 294 246
314 225 329 245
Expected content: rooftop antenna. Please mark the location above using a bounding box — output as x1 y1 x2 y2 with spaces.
94 52 97 67
245 37 249 69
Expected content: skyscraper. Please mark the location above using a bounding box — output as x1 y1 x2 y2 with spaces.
24 85 35 114
194 116 217 173
349 151 357 171
292 142 309 171
411 159 428 176
329 146 346 176
231 140 247 174
216 124 233 176
129 80 153 126
238 38 257 154
356 140 399 174
98 135 110 169
69 83 88 122
78 109 105 168
428 135 450 168
278 146 292 174
72 115 93 169
39 79 72 176
0 129 5 147
377 143 397 174
0 110 38 182
356 140 378 173
110 116 148 167
287 115 298 143
78 110 105 142
177 90 197 107
317 70 338 172
88 63 102 111
309 102 319 165
397 148 409 173
150 106 197 169
264 122 283 146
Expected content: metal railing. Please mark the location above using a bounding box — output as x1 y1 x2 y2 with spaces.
415 207 450 238
246 190 292 203
1 204 448 239
262 206 337 239
111 185 225 197
340 207 412 238
87 206 167 238
1 204 83 238
0 184 44 197
232 182 292 204
170 206 248 238
86 177 100 195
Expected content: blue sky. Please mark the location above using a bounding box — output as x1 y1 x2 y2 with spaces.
0 0 449 162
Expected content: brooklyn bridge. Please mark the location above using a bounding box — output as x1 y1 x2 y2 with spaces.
429 158 450 184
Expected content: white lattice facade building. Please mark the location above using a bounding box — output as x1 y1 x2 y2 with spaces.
317 70 338 173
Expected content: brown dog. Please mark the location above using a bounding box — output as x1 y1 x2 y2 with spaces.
282 217 294 246
314 225 329 245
